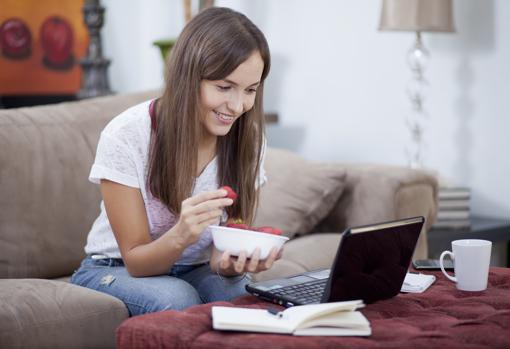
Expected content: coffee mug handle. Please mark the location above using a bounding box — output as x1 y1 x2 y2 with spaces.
440 251 457 282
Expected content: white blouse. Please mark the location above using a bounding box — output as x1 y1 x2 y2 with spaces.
84 100 267 265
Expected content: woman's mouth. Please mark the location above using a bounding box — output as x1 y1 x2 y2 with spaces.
214 110 235 125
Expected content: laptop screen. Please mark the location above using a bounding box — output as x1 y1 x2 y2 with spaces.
322 217 424 304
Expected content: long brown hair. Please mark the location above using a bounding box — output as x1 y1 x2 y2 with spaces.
148 7 271 224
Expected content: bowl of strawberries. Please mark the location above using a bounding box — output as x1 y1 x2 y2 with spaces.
210 186 289 259
210 223 288 260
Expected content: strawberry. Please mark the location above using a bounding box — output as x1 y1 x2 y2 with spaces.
226 223 250 230
253 226 283 236
220 185 237 201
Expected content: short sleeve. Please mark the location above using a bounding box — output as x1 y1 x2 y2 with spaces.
89 132 140 188
256 137 268 189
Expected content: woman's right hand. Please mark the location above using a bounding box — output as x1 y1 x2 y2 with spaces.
172 188 233 247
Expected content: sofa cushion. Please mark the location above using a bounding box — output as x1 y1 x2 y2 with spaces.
250 259 307 283
254 148 346 238
313 164 438 260
0 279 128 349
251 233 343 282
0 90 158 278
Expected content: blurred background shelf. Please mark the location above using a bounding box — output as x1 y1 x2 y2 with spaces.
428 216 510 267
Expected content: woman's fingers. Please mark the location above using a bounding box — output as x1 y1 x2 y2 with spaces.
276 248 284 260
217 248 281 276
220 250 232 269
262 247 279 269
192 209 223 225
184 189 228 207
197 216 222 233
234 251 248 273
247 248 261 272
175 190 236 248
191 198 233 215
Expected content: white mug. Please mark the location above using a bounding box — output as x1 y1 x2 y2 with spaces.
440 239 492 291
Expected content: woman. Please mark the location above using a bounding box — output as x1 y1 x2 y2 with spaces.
71 7 279 316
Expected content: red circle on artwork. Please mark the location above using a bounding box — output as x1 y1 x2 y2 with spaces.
40 15 74 69
0 18 32 59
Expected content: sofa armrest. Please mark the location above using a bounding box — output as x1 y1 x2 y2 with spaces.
315 164 438 259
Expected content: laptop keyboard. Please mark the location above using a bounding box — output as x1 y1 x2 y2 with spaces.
272 279 327 304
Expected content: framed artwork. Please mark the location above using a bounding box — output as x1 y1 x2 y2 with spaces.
0 0 87 107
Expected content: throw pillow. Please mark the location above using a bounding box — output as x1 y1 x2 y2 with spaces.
253 148 346 238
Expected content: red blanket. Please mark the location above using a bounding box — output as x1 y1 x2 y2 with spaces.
117 268 510 349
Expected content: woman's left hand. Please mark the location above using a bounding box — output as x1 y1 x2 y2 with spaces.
215 247 283 276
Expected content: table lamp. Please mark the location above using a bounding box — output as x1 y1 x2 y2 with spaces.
379 0 455 168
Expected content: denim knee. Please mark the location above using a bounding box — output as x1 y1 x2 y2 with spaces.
126 282 202 315
70 259 203 316
183 265 251 303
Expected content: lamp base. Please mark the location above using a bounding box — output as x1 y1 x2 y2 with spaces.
405 31 430 168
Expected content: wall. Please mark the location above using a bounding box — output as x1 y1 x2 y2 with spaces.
100 0 510 219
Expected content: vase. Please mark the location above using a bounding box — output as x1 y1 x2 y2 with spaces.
153 39 176 61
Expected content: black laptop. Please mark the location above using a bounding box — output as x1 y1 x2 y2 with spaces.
246 216 425 307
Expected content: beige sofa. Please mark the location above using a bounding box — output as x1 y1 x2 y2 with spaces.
0 91 438 348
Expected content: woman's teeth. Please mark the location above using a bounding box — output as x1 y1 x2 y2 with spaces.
214 111 234 121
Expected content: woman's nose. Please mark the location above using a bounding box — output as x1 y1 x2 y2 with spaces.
227 93 244 115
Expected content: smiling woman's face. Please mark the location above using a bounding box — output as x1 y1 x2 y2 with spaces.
199 51 264 141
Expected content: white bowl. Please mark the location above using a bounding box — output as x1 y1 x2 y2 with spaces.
210 225 289 260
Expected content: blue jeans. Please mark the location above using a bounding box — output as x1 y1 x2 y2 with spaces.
70 256 250 316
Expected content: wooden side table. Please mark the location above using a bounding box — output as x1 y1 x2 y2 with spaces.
428 215 510 267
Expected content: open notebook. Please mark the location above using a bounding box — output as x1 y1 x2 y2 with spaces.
212 300 371 336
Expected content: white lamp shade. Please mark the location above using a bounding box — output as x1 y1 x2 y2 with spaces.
379 0 455 32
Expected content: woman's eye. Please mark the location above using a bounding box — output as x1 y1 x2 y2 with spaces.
216 85 231 91
247 88 257 94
